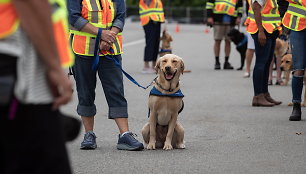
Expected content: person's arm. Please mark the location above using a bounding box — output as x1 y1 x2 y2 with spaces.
67 0 116 46
253 0 266 46
206 0 215 26
235 0 243 25
12 0 72 109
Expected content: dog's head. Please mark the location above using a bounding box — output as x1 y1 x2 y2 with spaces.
280 54 292 71
161 30 173 42
227 28 244 44
155 54 184 81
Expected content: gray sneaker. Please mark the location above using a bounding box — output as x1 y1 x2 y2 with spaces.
80 131 97 150
117 132 144 151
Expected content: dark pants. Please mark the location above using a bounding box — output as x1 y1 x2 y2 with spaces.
252 31 278 96
143 20 161 62
0 104 72 174
291 29 306 103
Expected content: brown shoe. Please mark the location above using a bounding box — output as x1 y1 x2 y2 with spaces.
264 92 282 105
252 94 275 107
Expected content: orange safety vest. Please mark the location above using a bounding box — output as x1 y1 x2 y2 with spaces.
245 0 282 34
282 0 306 31
139 0 165 26
69 0 122 56
0 0 74 67
209 0 238 17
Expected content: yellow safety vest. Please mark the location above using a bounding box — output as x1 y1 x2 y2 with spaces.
206 0 242 17
0 0 74 67
139 0 165 26
282 0 306 31
69 0 122 56
245 0 282 34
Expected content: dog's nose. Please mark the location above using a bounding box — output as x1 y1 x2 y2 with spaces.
280 67 284 71
165 66 171 71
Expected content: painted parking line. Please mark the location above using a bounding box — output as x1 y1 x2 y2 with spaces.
123 39 145 48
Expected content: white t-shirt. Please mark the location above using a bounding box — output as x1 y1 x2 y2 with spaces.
252 0 266 6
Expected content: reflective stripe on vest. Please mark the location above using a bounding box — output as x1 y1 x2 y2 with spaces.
282 1 306 31
213 0 238 17
0 0 19 39
69 0 122 56
139 0 165 26
245 0 281 34
0 0 74 67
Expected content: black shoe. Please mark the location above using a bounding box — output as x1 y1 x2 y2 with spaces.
223 62 234 70
214 62 221 70
289 103 301 121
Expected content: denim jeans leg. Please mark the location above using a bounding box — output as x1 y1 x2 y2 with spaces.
290 29 306 103
252 33 273 96
72 55 97 117
262 38 276 93
97 55 128 119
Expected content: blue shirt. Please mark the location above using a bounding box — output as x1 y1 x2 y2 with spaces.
67 0 126 31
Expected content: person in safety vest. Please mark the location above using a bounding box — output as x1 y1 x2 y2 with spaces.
206 0 243 70
282 0 306 121
68 0 144 150
245 0 282 107
0 0 73 173
139 0 165 73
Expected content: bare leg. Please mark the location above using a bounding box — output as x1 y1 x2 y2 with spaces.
144 61 150 69
81 116 94 133
245 49 255 74
114 118 129 134
225 40 231 57
276 56 283 84
214 40 221 58
268 57 275 84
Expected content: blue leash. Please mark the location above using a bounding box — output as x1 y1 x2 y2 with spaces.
92 28 154 89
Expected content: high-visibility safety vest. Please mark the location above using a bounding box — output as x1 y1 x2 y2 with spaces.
206 0 242 17
139 0 165 26
282 0 306 31
245 0 282 34
69 0 122 56
0 0 74 67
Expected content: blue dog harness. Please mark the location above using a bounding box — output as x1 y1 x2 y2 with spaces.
147 87 184 118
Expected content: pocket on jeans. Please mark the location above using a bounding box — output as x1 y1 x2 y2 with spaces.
0 75 15 106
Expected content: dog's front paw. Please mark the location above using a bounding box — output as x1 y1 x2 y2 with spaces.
176 143 186 149
146 143 156 150
163 143 173 150
288 102 293 106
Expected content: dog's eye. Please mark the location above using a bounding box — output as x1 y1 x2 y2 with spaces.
162 60 167 63
172 60 177 63
286 61 290 63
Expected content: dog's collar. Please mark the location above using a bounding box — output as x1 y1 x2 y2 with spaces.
154 78 179 92
159 49 172 53
149 86 184 97
237 34 247 48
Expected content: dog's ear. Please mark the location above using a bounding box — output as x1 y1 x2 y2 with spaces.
155 58 161 72
179 59 185 74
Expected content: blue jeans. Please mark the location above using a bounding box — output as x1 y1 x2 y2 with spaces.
72 54 128 118
252 31 277 96
291 29 306 103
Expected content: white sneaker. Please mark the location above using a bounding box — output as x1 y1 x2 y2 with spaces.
141 67 156 74
243 72 250 78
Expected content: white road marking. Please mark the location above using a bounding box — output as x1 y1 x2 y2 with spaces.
123 39 145 48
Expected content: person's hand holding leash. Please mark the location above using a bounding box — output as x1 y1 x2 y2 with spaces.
258 30 266 46
101 30 116 45
235 17 241 25
100 40 112 51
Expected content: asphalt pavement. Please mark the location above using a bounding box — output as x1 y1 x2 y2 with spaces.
62 21 306 174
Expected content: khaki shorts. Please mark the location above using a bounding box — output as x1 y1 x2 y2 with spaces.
213 24 232 41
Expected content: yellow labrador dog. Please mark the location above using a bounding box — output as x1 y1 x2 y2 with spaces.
141 54 185 150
